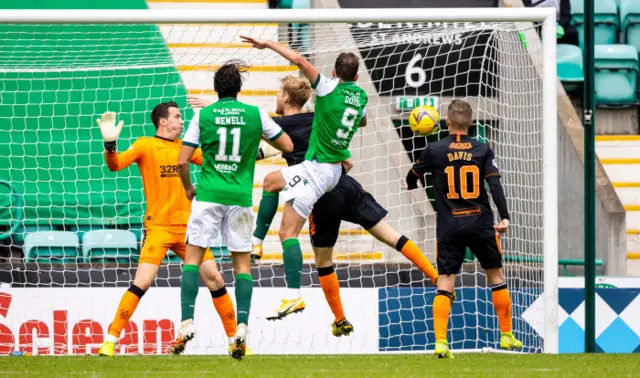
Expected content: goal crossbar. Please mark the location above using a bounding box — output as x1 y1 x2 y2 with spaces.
0 7 559 354
0 8 557 24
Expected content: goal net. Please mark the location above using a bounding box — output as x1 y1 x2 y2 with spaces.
0 8 557 356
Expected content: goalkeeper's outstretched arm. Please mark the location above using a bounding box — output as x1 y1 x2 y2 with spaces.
240 36 319 86
97 111 142 172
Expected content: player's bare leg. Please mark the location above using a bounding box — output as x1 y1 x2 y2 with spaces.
252 171 287 260
314 246 353 337
267 201 306 320
366 220 439 285
199 259 237 349
486 267 522 350
171 244 206 355
99 262 159 356
433 274 456 359
230 251 253 360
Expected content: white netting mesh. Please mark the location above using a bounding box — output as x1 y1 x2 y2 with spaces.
0 19 546 355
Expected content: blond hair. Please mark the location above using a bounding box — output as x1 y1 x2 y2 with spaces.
281 76 312 108
447 99 473 130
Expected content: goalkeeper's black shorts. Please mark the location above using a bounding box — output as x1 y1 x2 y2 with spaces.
309 175 387 248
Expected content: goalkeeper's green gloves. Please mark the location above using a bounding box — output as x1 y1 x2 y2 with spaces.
97 111 124 153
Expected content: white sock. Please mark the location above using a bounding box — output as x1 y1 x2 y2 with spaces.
252 236 263 246
287 288 302 300
105 334 118 343
236 323 248 338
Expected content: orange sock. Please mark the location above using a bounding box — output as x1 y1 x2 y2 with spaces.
211 287 236 338
491 283 512 333
317 266 345 322
397 237 438 283
433 291 452 341
108 285 144 338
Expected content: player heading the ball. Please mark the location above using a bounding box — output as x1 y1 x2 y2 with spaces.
240 35 368 320
96 103 238 357
173 60 293 360
404 100 522 359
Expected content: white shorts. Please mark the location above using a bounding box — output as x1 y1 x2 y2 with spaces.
186 199 253 252
280 160 342 219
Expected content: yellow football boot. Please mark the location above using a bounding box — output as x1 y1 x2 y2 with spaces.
266 298 305 321
98 340 115 357
331 318 354 337
434 340 454 359
500 332 523 350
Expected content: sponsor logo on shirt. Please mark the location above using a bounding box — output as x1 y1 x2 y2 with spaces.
160 165 179 177
214 163 238 173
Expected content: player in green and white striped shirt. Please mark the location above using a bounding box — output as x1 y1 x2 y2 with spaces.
241 36 368 320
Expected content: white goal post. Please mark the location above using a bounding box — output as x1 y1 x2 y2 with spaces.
0 7 558 355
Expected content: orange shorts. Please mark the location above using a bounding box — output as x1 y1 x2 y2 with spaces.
139 225 214 266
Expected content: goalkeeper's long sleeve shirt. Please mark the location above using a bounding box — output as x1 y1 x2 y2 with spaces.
104 136 203 226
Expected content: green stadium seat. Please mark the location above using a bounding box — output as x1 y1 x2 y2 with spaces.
557 44 584 91
571 0 620 48
621 0 640 53
163 250 182 264
82 230 138 263
594 44 639 106
24 231 79 263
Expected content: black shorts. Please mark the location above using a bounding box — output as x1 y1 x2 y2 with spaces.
436 233 503 275
309 176 388 248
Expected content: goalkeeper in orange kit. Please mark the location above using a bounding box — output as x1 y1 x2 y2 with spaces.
96 102 237 356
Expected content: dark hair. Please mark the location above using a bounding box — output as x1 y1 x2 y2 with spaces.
214 59 248 98
334 52 359 82
151 101 179 129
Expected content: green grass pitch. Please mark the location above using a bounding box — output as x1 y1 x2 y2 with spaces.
1 354 638 377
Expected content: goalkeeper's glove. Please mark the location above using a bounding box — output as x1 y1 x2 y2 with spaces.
256 141 283 160
96 111 124 152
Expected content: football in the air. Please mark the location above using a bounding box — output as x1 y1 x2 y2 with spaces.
409 105 440 136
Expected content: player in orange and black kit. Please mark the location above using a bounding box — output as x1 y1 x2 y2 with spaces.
96 102 237 357
404 99 522 359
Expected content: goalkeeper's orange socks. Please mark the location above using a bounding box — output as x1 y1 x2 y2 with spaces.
318 265 345 322
106 284 145 341
491 282 513 333
253 191 280 245
180 264 200 321
210 287 236 337
433 290 453 341
282 238 303 299
396 236 438 283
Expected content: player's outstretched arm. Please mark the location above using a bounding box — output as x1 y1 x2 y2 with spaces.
97 111 141 171
259 108 294 153
269 132 294 154
186 96 213 109
240 36 319 85
403 145 432 190
485 148 510 234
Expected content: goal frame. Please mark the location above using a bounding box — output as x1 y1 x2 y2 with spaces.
0 7 558 354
